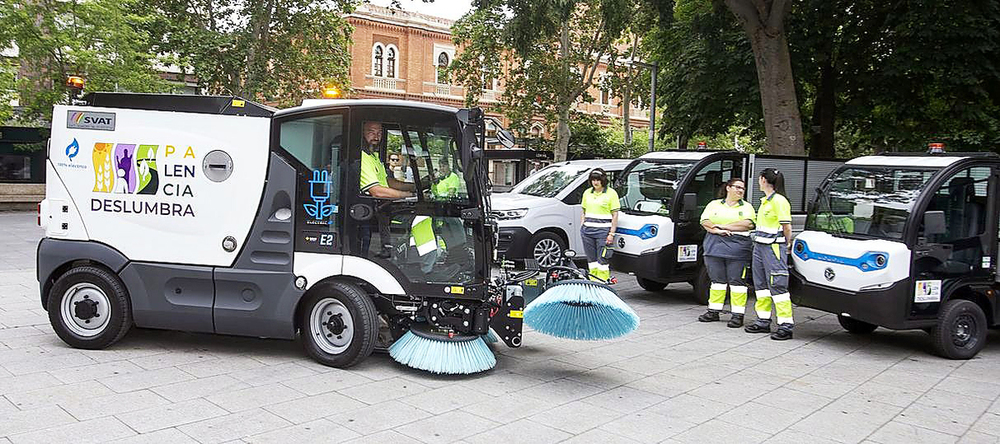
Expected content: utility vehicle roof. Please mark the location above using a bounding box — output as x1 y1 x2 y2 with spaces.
846 154 995 168
279 99 459 117
638 151 719 161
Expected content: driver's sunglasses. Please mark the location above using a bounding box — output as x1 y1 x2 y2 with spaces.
730 185 745 190
390 157 400 162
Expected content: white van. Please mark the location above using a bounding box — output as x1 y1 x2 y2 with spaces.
492 159 631 267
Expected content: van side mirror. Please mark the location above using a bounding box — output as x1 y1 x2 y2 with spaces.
924 210 946 235
679 192 698 221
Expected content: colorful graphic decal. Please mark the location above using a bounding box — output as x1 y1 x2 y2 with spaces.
136 144 159 195
114 144 138 194
93 143 115 192
304 169 337 220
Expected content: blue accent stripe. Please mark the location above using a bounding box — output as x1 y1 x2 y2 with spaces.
793 239 888 272
618 224 658 240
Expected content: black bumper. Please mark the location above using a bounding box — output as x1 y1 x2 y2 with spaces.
789 269 932 330
497 227 532 260
609 245 700 283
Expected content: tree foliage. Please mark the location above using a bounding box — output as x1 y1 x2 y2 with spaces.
142 0 355 108
0 0 172 124
451 0 657 162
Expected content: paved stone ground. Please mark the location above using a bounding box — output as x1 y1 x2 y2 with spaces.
3 211 1000 443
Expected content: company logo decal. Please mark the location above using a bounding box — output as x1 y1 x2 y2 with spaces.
89 143 198 217
67 110 116 131
66 138 79 161
304 169 337 222
824 268 835 282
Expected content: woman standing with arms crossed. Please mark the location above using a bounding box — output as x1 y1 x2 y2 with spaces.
745 168 796 340
580 169 620 282
697 178 755 327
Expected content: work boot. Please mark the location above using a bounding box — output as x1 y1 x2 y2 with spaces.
697 310 720 322
771 323 794 341
727 314 744 328
744 319 771 333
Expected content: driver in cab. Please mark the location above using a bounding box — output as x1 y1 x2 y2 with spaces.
360 121 414 199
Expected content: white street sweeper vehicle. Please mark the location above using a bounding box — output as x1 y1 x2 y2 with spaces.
37 93 534 373
609 150 843 303
790 152 1000 359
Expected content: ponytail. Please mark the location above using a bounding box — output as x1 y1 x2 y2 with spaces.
760 168 786 197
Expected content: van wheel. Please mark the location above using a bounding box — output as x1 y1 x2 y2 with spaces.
47 265 132 350
301 281 379 368
931 299 987 360
636 277 666 292
530 232 565 268
691 266 710 305
837 315 878 334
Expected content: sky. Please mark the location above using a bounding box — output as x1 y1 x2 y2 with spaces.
367 0 474 21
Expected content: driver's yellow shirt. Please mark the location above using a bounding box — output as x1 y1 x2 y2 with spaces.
360 150 388 193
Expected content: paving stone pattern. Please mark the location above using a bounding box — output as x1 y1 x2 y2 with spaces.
2 212 1000 443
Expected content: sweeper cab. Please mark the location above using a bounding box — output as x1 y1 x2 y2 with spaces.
610 150 843 303
37 93 526 371
790 152 1000 359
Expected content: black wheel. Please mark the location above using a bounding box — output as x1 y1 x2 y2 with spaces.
837 315 878 334
691 266 710 305
636 276 666 292
931 299 987 360
47 265 132 350
529 232 566 269
300 281 379 368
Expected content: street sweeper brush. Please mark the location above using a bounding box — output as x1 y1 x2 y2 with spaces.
524 279 639 341
389 323 496 374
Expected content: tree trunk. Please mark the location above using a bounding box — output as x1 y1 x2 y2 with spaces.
725 0 805 156
554 104 571 162
623 82 632 147
677 133 689 150
747 32 804 155
813 60 836 159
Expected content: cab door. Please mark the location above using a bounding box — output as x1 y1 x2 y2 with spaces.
342 107 486 300
673 155 745 271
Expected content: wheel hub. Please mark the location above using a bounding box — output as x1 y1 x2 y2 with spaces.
73 298 100 320
325 313 347 335
534 239 561 267
953 314 976 347
310 298 354 355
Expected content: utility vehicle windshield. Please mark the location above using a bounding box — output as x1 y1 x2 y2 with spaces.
806 166 937 239
510 163 589 198
618 160 695 216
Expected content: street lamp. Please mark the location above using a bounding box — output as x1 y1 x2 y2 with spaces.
628 60 658 153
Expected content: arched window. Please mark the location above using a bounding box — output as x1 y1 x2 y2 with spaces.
530 124 544 139
436 52 450 84
386 45 397 78
372 44 384 77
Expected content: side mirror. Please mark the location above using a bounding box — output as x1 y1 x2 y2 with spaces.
679 192 697 221
497 129 515 149
924 211 946 236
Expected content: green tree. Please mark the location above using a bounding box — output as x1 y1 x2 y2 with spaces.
451 0 649 162
0 59 16 124
142 0 354 107
0 0 172 124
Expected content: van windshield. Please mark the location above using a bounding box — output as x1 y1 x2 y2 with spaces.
618 160 695 216
806 166 937 239
510 164 589 198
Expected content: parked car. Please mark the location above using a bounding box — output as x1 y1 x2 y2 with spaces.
492 159 631 267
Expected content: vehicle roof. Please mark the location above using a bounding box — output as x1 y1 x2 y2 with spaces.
277 99 459 117
548 159 632 170
638 151 719 161
846 155 973 168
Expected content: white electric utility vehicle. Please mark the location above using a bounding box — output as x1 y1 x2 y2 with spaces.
37 93 527 368
610 150 843 303
492 159 630 267
791 152 1000 359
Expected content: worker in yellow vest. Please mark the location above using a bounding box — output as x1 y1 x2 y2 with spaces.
432 157 461 198
697 178 755 327
580 168 620 281
746 168 795 340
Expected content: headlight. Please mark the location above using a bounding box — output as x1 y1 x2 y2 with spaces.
493 208 528 220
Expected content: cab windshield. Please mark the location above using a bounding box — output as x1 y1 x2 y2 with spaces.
806 166 937 239
618 160 695 216
509 163 589 198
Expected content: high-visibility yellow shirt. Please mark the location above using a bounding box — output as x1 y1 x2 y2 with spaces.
701 199 756 226
433 172 461 197
582 187 620 228
756 192 792 232
360 150 388 194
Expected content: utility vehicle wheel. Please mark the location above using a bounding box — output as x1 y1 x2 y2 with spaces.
837 315 878 334
636 277 666 292
530 232 565 269
47 265 132 350
931 299 987 360
691 266 710 305
301 281 379 368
